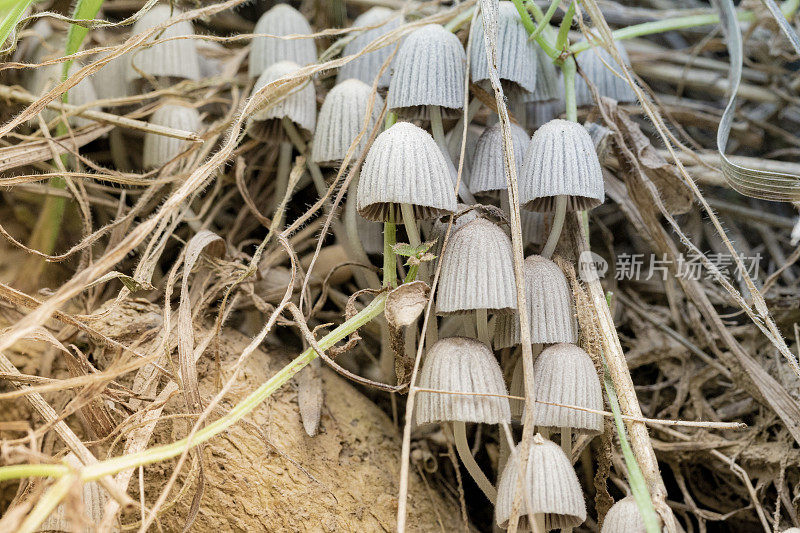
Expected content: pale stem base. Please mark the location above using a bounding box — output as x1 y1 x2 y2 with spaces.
453 420 497 503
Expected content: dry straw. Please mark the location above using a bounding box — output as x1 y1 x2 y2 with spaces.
470 123 530 194
601 495 648 533
574 42 637 107
249 60 316 137
249 4 317 78
38 453 108 532
126 5 201 83
337 7 403 88
143 104 202 169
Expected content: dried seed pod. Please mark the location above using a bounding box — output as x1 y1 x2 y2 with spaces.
248 60 316 138
574 43 637 107
312 78 384 166
436 218 517 314
387 24 466 115
524 46 560 102
143 104 201 169
337 7 404 88
38 453 108 532
601 495 647 533
519 119 604 212
249 4 317 77
494 255 578 348
91 50 132 101
500 194 548 246
495 435 587 530
416 336 511 424
470 1 538 94
127 5 201 83
469 123 529 194
30 63 100 128
533 343 603 434
357 122 456 221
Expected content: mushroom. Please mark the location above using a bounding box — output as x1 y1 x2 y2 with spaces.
30 63 100 129
469 123 530 195
337 7 404 89
500 194 549 248
602 495 648 533
525 46 560 103
143 103 202 169
249 4 317 78
91 50 131 102
416 336 511 502
574 42 637 107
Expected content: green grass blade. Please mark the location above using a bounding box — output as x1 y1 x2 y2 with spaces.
0 0 34 53
62 0 104 81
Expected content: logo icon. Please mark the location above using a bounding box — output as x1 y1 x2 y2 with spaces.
578 251 608 282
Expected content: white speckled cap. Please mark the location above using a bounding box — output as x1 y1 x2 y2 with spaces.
387 24 466 112
143 104 201 169
495 436 587 529
31 63 100 128
38 453 108 532
436 218 517 314
519 119 604 211
601 495 648 533
249 4 317 77
525 46 560 102
416 336 511 425
312 78 384 166
533 343 603 434
500 193 548 246
470 123 530 193
338 7 404 88
249 60 316 136
91 50 131 101
470 1 538 94
127 5 201 82
575 43 637 107
357 122 456 221
494 255 577 347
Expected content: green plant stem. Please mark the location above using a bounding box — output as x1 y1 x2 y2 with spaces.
530 0 559 40
555 1 576 52
383 211 397 288
18 474 76 533
0 0 33 51
512 0 559 59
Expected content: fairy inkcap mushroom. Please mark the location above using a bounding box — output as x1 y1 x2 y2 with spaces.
249 4 317 78
470 123 530 194
248 60 316 139
143 104 202 169
601 495 648 533
337 7 404 88
38 453 108 532
30 63 100 128
90 50 131 101
312 78 384 166
574 42 637 107
356 122 456 222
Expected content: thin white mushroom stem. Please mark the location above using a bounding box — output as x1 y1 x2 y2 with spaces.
476 308 490 346
452 420 497 503
400 203 421 247
541 194 568 259
462 315 477 337
429 105 475 204
561 426 574 533
273 141 293 226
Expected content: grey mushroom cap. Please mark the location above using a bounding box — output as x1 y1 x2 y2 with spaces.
445 123 484 188
525 99 564 129
312 78 384 166
469 123 530 194
428 203 478 259
416 336 511 425
249 4 317 77
574 43 637 107
436 218 517 314
143 104 202 169
127 5 200 82
524 46 560 102
601 495 648 533
494 255 578 347
249 60 316 136
533 343 603 434
91 50 131 101
470 1 538 94
357 122 457 221
337 7 404 88
387 24 466 112
519 119 604 212
495 436 587 530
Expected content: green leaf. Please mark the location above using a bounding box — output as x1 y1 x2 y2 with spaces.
0 0 34 54
61 0 105 85
391 241 435 258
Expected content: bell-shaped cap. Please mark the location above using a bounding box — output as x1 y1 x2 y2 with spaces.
387 24 466 113
416 336 511 425
31 63 100 128
249 60 316 136
357 122 456 221
91 50 131 101
470 1 538 94
524 46 560 102
494 255 578 347
428 204 478 259
127 5 201 82
575 43 637 107
312 78 384 166
495 435 587 529
500 194 548 246
38 453 107 531
470 123 530 194
143 104 202 169
338 7 404 88
533 343 603 433
249 4 317 77
519 119 604 212
601 495 647 533
436 218 517 314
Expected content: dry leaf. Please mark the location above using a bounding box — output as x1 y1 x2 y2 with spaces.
297 359 324 437
384 281 430 329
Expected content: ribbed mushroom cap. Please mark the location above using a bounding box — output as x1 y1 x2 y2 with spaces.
357 122 456 221
387 24 466 112
495 435 587 529
436 218 517 314
601 495 647 533
143 104 202 169
90 50 131 101
312 78 384 166
127 5 200 82
533 343 603 434
500 194 548 246
31 63 100 128
574 43 637 107
470 1 538 94
470 123 530 194
524 46 560 102
494 255 578 347
416 336 511 425
249 60 316 136
249 4 317 77
525 99 564 129
38 453 108 532
429 204 478 259
519 119 604 212
337 7 403 88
